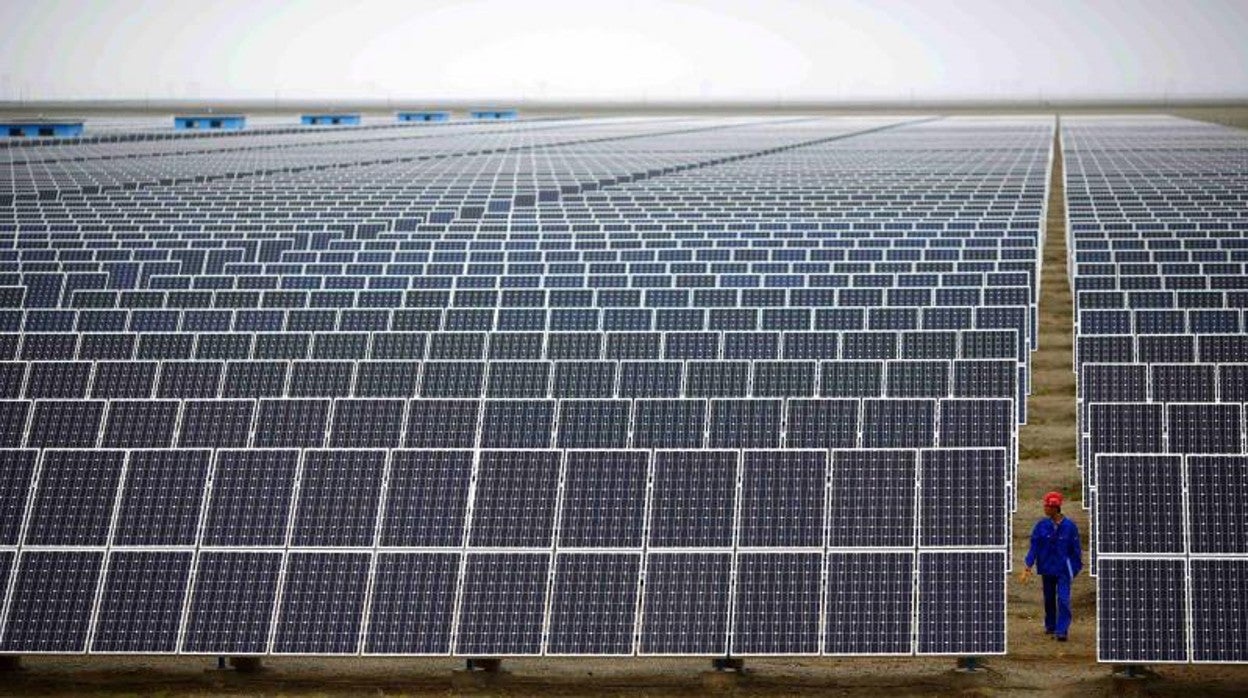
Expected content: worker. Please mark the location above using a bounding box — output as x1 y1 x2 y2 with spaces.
1020 491 1082 641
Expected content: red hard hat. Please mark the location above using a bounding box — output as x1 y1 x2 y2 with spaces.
1044 491 1063 507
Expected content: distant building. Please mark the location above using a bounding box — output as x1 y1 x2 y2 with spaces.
1 119 85 138
174 114 246 131
397 111 451 123
301 113 361 126
470 109 519 121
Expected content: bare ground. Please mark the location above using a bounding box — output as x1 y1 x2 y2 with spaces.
5 114 1248 695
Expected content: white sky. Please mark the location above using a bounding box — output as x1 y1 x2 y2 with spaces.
2 0 1246 101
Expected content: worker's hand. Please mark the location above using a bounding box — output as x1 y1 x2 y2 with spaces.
1018 567 1033 584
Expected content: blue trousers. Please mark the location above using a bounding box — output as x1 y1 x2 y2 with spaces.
1042 574 1073 636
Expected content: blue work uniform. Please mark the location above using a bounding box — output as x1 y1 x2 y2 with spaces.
1025 516 1082 637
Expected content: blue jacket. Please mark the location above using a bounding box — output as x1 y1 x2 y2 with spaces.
1025 517 1083 578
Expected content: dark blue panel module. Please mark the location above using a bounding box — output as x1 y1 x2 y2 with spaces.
784 399 859 449
919 449 1007 547
648 451 736 548
27 400 105 447
738 451 826 547
685 361 749 397
819 361 883 398
0 551 103 652
547 553 641 655
617 361 682 397
885 360 950 398
102 400 180 448
1190 558 1248 662
479 400 555 448
329 399 405 448
556 400 631 449
861 399 935 448
938 399 1014 450
253 399 330 448
917 551 1005 655
1186 455 1248 554
825 552 914 655
201 450 298 546
828 450 916 548
639 552 731 655
455 553 550 656
469 450 561 548
558 451 648 548
183 552 283 654
354 361 421 397
404 400 479 448
381 450 472 548
291 450 384 547
1167 403 1243 454
731 553 821 655
91 551 193 652
273 552 370 654
113 449 211 546
1095 454 1184 554
1096 557 1188 662
419 361 485 398
708 399 782 448
0 401 29 447
752 361 816 397
24 450 125 545
0 450 37 544
632 399 707 449
551 361 616 398
364 552 460 655
177 400 255 447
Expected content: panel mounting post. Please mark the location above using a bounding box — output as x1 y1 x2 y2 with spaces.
955 656 987 673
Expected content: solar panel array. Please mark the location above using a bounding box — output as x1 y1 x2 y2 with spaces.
1066 115 1248 663
0 114 1050 657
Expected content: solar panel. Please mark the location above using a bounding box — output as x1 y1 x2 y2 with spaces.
547 552 641 655
917 551 1006 655
639 552 731 655
454 553 549 656
824 552 914 655
91 551 194 653
1096 557 1188 663
731 553 822 655
828 450 915 548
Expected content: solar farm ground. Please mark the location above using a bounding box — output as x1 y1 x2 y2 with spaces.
3 106 1248 696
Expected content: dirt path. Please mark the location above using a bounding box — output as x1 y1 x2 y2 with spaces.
7 118 1248 697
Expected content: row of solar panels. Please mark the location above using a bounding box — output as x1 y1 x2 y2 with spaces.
0 445 1006 656
15 280 1037 303
0 396 1016 453
1063 116 1248 663
0 308 1036 351
0 447 1008 549
0 358 1018 400
0 548 1005 656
